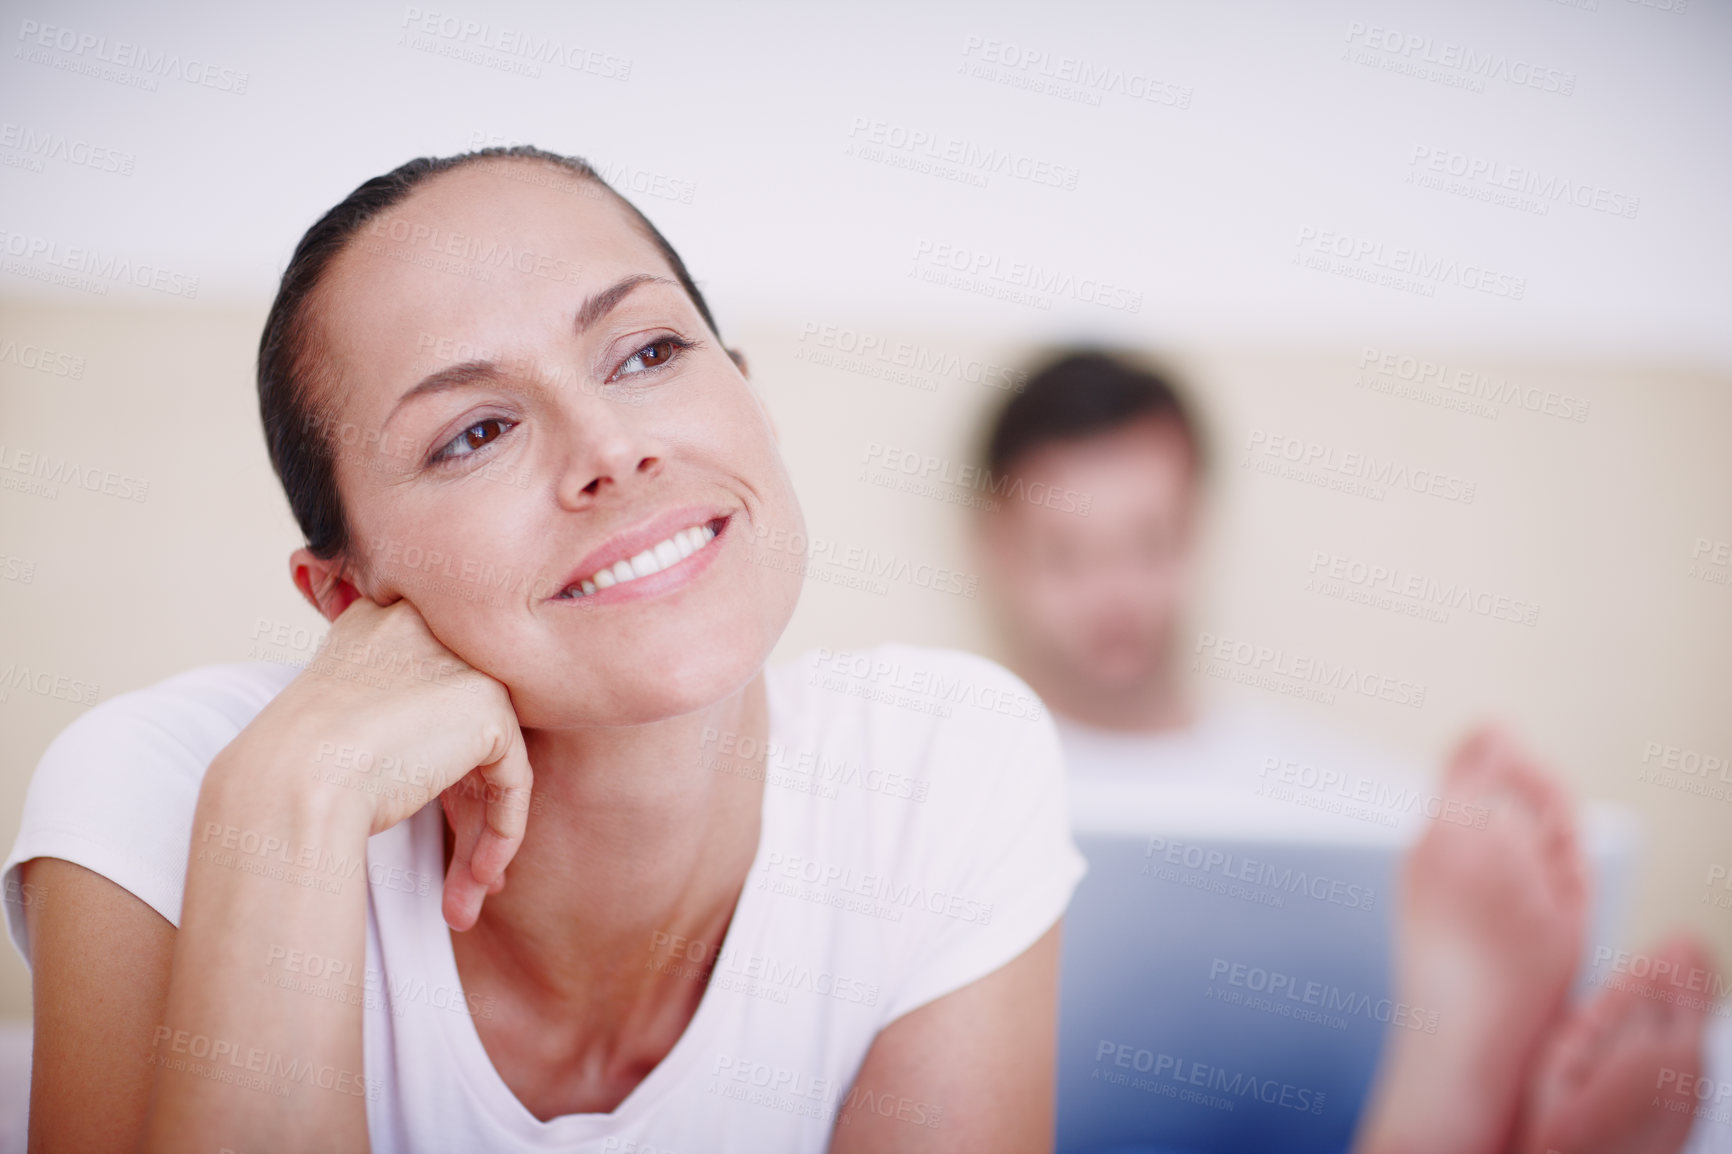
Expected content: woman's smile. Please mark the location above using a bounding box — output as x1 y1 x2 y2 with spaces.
548 509 732 605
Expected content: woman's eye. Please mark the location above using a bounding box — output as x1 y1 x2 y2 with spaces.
435 417 514 461
616 337 686 378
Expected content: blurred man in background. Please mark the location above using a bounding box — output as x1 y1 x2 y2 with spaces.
974 351 1717 1154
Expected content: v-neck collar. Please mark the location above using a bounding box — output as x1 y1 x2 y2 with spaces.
419 683 785 1143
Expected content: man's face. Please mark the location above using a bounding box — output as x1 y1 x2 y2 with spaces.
981 418 1199 695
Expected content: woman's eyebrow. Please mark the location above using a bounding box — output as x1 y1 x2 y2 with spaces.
387 359 505 425
387 273 680 423
574 273 676 335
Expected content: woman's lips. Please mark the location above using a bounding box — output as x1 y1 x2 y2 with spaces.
548 511 732 604
557 519 718 598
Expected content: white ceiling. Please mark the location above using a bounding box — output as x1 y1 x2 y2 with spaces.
2 0 1728 366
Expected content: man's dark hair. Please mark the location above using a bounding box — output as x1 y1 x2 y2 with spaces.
257 145 723 560
983 350 1206 480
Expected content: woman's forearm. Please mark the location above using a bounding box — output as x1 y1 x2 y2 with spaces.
142 741 377 1154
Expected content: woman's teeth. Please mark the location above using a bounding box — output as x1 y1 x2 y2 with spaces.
562 523 717 598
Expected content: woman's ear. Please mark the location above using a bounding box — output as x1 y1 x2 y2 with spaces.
290 547 362 622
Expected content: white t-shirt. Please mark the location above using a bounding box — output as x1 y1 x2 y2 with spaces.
1054 703 1272 790
1055 702 1434 838
3 644 1085 1154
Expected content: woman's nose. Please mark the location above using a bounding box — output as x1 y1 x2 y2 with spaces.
552 402 665 507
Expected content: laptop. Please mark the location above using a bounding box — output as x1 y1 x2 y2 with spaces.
1055 780 1639 1154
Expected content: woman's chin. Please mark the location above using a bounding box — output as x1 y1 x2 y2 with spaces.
505 647 770 731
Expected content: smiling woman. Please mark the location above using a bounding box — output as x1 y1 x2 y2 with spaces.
1 147 1085 1153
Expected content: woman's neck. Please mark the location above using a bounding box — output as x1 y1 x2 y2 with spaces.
450 673 769 1045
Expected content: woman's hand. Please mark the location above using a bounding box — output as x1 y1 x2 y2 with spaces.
227 596 533 930
140 595 528 1152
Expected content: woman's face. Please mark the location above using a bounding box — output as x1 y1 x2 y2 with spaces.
312 160 805 727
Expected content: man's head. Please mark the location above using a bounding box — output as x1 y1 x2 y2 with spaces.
977 351 1206 711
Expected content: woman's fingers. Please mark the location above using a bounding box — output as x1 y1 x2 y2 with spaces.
440 728 534 932
469 734 534 889
440 783 491 932
294 594 535 930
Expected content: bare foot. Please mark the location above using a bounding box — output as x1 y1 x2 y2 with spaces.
1516 933 1716 1154
1354 726 1588 1154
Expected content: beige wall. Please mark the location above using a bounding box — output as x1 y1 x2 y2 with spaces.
2 296 1729 1019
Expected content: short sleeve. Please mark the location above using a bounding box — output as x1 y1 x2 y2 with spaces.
875 650 1087 1025
1 663 295 966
